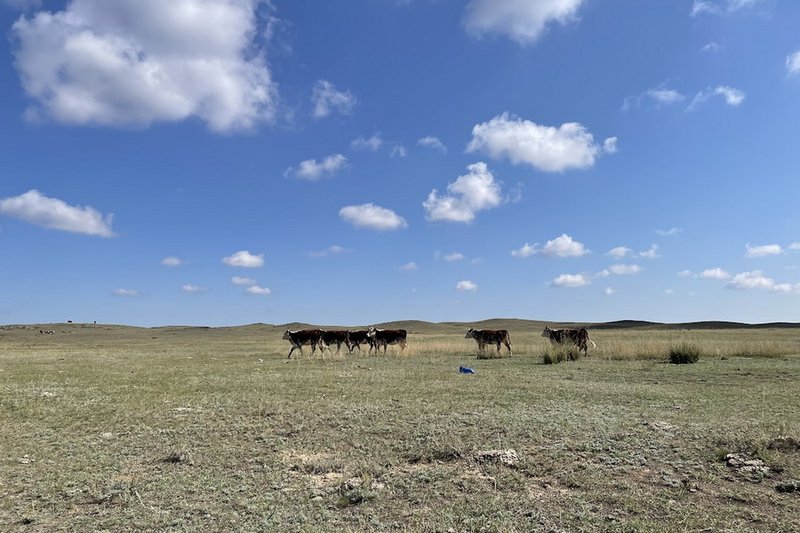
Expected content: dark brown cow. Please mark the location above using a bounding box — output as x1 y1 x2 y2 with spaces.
321 330 349 353
367 328 407 353
541 326 596 355
346 330 376 354
465 328 512 356
282 329 325 359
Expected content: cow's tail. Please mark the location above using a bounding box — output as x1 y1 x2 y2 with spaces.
589 339 597 348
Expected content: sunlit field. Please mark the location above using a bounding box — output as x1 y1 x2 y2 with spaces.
1 321 799 532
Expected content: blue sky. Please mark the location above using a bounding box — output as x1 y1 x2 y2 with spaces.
1 0 799 326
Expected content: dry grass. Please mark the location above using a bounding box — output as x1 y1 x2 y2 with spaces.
1 322 799 531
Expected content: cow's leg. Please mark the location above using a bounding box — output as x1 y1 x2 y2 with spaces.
400 340 407 352
288 344 298 359
505 339 513 356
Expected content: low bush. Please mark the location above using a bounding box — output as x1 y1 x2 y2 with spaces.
669 343 701 364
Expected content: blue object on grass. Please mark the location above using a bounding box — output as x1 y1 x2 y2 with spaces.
459 366 476 374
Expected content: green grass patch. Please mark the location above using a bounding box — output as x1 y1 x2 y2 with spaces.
669 343 702 364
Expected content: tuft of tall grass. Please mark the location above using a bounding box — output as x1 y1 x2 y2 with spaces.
541 344 581 364
669 343 702 364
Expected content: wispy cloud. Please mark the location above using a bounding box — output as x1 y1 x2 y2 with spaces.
656 227 682 236
399 262 418 271
0 189 114 237
639 244 661 259
787 51 800 76
417 136 447 153
606 246 632 259
231 276 256 286
699 268 731 280
745 243 783 258
688 86 746 110
161 256 183 267
181 284 206 293
622 86 685 111
246 285 272 295
311 80 356 118
113 288 139 297
690 0 767 17
308 245 350 258
351 133 383 151
597 264 642 277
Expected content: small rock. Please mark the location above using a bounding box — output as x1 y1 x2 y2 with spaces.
474 449 518 467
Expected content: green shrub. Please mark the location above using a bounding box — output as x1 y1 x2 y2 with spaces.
669 343 701 364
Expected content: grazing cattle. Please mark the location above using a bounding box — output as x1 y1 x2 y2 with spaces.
346 330 376 354
320 330 349 353
541 326 596 355
465 328 512 356
367 328 407 353
282 329 325 359
39 329 55 335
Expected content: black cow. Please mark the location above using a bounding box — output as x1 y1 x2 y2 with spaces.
346 330 376 354
541 326 596 355
282 329 325 359
367 328 407 353
465 328 512 356
321 330 349 353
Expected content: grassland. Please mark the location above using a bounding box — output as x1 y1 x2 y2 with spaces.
1 321 799 532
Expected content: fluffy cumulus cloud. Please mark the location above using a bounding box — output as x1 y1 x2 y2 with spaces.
339 203 407 231
0 189 114 237
464 0 585 44
11 0 277 132
246 285 271 295
290 154 347 181
231 276 256 286
598 264 642 277
745 243 783 258
223 250 264 268
161 256 183 267
423 162 503 223
699 268 731 280
311 79 356 118
727 271 800 293
787 51 800 76
417 136 447 153
606 246 632 259
551 273 590 288
513 234 589 258
688 86 746 110
467 113 614 172
456 280 478 291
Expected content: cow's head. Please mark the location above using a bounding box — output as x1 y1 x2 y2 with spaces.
541 327 551 338
366 327 378 338
465 328 475 339
282 330 292 340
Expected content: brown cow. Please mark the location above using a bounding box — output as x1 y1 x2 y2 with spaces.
320 330 349 353
465 328 512 356
282 329 325 359
346 330 376 354
541 326 596 355
366 328 407 353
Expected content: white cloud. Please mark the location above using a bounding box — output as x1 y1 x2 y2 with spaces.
161 256 183 267
12 0 277 132
0 189 114 237
339 203 407 231
688 86 746 110
745 243 783 258
464 0 585 44
606 246 632 259
542 234 590 258
789 242 800 251
181 284 206 293
598 264 642 276
417 136 447 153
351 133 383 151
604 287 615 295
456 280 478 291
400 262 418 271
699 268 731 280
691 0 766 17
311 80 356 118
390 145 408 158
113 288 139 297
602 137 618 154
511 243 537 258
291 154 347 181
701 42 722 53
223 250 264 268
308 245 349 258
639 244 661 259
787 51 800 76
231 276 256 286
623 87 685 111
467 113 613 172
423 162 503 223
727 270 800 293
656 227 682 236
551 273 590 288
246 285 271 295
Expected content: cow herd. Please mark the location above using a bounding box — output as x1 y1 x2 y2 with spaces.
282 325 595 359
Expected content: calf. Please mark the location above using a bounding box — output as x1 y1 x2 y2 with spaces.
541 326 596 355
282 329 325 359
465 328 512 356
367 328 407 353
346 330 376 354
321 330 349 353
